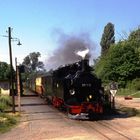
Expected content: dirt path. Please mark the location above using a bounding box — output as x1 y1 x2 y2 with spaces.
116 96 140 109
0 93 140 140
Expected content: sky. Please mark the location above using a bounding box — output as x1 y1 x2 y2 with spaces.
0 0 140 69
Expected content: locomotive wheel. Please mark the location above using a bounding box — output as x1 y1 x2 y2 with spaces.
88 110 95 120
88 110 99 120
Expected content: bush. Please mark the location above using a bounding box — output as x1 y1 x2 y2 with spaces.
127 78 140 90
0 96 12 112
0 113 18 133
117 88 133 96
131 78 140 90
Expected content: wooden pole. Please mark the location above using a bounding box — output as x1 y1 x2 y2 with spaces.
8 27 15 113
15 58 21 112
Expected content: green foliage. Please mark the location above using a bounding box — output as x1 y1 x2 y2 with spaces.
127 78 140 91
95 41 140 87
96 26 140 89
0 96 12 112
128 28 140 43
117 88 140 98
0 62 11 80
0 113 18 133
117 78 140 98
128 28 140 56
22 52 44 73
22 52 45 82
117 88 135 96
100 22 115 55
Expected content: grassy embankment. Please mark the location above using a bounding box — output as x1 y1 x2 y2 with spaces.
0 95 20 133
117 89 140 98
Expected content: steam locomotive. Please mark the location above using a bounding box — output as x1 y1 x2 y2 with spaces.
28 59 110 119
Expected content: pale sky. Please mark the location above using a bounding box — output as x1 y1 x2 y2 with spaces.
0 0 140 69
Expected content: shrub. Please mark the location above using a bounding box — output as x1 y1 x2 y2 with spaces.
127 78 140 90
0 113 18 133
0 96 12 112
131 78 140 90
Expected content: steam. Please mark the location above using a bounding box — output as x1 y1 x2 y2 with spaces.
76 49 89 59
45 32 96 69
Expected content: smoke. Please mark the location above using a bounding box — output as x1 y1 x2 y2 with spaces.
76 49 89 59
45 32 96 70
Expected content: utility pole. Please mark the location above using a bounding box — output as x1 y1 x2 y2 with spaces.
15 57 21 112
8 27 15 113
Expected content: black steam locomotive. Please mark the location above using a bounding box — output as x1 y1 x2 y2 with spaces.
29 59 110 119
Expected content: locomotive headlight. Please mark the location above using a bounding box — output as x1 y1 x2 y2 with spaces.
69 89 75 95
56 83 59 88
89 95 92 99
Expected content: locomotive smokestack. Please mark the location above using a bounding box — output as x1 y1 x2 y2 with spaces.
81 59 89 72
76 49 90 71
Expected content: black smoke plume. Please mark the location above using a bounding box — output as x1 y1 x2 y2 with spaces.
45 32 96 69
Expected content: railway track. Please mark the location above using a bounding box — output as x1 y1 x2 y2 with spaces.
82 120 138 140
50 105 138 140
17 96 139 140
21 107 138 139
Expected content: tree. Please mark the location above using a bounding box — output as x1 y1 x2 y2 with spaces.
128 28 140 43
95 27 140 88
100 22 115 55
22 52 44 73
95 42 140 87
0 62 11 80
128 28 140 54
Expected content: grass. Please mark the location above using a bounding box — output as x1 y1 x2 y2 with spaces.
0 95 12 112
117 89 140 98
0 95 20 133
0 112 20 133
129 91 140 98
